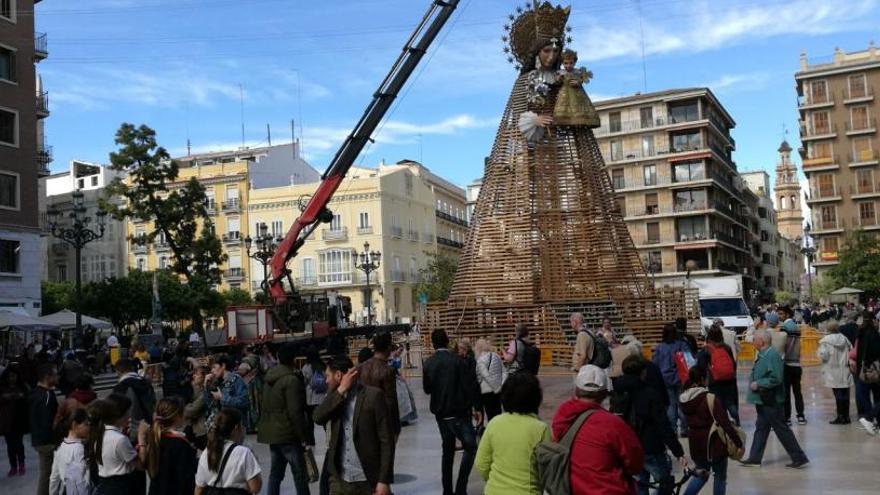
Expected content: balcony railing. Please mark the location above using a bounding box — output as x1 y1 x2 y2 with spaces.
390 270 406 283
850 150 878 164
51 243 69 256
34 33 48 59
224 267 244 280
205 200 217 214
802 155 836 168
222 231 242 244
798 93 834 107
712 200 748 225
674 200 709 213
437 236 463 248
845 118 877 134
800 123 837 138
851 182 880 196
422 232 434 243
407 230 419 241
854 215 879 228
222 199 241 212
131 242 148 254
154 241 171 252
37 144 53 166
295 276 318 287
603 146 671 164
318 272 355 286
321 227 348 241
36 92 49 117
390 226 403 238
844 86 874 102
435 209 469 227
356 226 373 235
807 186 843 200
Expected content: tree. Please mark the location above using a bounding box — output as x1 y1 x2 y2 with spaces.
415 252 458 302
82 272 152 332
773 290 796 305
41 281 73 314
102 123 226 334
222 288 254 307
827 229 880 298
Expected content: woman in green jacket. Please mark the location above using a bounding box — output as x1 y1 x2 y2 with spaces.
475 372 550 494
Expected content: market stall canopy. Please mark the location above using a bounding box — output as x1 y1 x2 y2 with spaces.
38 309 113 329
830 287 864 295
829 287 864 304
0 310 60 332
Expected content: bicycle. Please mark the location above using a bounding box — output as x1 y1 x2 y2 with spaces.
636 466 710 495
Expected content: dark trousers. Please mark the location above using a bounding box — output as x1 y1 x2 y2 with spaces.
4 433 24 468
783 365 804 419
709 380 740 426
666 385 688 434
855 379 880 418
636 453 672 495
481 393 501 422
329 476 372 495
436 416 477 495
36 444 55 495
268 443 311 495
746 404 808 464
832 387 850 420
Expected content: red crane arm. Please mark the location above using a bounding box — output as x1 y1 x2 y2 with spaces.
268 0 460 303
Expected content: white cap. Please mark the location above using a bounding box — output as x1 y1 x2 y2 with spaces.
574 364 608 393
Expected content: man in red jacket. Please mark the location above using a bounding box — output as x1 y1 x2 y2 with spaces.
552 365 645 495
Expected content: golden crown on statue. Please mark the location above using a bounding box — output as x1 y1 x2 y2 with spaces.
502 2 572 71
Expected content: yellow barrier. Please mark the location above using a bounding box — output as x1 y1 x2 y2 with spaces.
110 347 121 366
800 326 821 367
738 342 756 362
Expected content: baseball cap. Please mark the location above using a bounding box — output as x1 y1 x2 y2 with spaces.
574 364 608 393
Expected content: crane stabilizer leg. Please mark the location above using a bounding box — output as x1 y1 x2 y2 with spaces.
268 0 460 304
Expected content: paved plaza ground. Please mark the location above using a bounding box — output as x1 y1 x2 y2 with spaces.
3 365 879 494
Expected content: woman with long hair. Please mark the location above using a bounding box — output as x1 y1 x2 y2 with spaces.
0 365 29 476
195 408 262 495
184 366 210 450
86 394 148 494
145 397 197 495
49 407 91 495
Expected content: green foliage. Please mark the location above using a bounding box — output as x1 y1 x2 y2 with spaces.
222 288 254 307
415 252 459 302
811 274 837 302
773 290 795 305
81 271 152 331
827 229 880 297
41 281 73 314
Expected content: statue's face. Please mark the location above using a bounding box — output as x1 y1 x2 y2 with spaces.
538 45 558 69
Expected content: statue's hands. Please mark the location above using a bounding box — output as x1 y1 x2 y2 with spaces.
536 115 554 127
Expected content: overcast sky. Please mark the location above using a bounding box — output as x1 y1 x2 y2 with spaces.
35 0 880 190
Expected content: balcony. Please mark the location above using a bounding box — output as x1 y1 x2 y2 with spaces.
712 201 748 226
849 150 879 167
390 270 407 283
802 155 837 170
595 117 664 136
390 225 403 238
224 267 244 281
318 272 355 287
604 146 670 164
36 92 49 118
844 86 874 104
356 226 373 235
422 231 434 243
674 200 709 213
131 242 149 255
295 276 318 288
37 144 53 176
800 123 837 141
154 241 171 252
845 118 877 136
205 200 217 215
222 199 241 213
806 186 843 203
852 182 880 198
407 230 419 241
437 236 464 248
34 33 48 60
51 243 69 256
853 215 880 229
435 209 469 227
222 231 243 245
321 227 348 242
797 93 834 110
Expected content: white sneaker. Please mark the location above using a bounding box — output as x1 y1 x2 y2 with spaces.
859 417 877 436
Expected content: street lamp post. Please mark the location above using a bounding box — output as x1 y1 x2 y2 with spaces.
47 189 106 346
800 223 817 303
355 242 381 325
245 223 281 295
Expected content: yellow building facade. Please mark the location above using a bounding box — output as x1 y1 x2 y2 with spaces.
248 160 467 324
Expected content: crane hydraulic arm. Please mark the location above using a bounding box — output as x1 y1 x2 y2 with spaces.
268 0 460 303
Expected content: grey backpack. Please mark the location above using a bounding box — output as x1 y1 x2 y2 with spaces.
534 408 597 495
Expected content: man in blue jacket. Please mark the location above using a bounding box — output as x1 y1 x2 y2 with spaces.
740 329 809 469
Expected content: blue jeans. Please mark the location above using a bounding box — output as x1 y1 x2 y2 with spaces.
436 416 477 495
855 379 880 418
637 453 672 495
683 457 728 495
268 443 311 495
666 385 688 434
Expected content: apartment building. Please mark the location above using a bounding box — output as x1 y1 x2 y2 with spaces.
127 143 319 290
248 160 467 324
797 44 880 276
0 0 49 315
593 88 756 289
42 161 127 283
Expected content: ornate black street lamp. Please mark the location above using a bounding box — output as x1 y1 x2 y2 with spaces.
47 189 106 343
800 223 817 303
355 242 381 325
244 223 281 294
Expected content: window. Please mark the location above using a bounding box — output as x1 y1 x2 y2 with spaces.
857 169 874 194
644 193 658 215
641 135 654 157
301 258 315 283
327 213 342 231
646 250 661 271
849 74 867 99
810 141 832 159
225 186 239 207
640 107 653 128
674 189 706 211
1 1 13 20
159 256 168 269
359 212 370 229
820 205 837 229
811 110 830 134
57 265 67 281
850 106 869 130
609 112 621 132
677 217 706 241
0 239 18 273
0 108 17 146
90 176 98 187
668 101 699 123
0 46 15 83
816 173 835 197
859 202 876 225
672 160 704 182
809 80 828 104
646 222 660 243
611 168 624 189
643 164 657 186
0 172 17 208
821 236 839 261
205 190 215 209
77 178 84 189
671 131 701 152
271 220 283 237
227 216 240 234
609 140 622 161
319 249 352 284
409 257 418 280
137 257 147 271
615 196 626 216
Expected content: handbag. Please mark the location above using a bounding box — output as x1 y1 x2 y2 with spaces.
860 359 880 384
706 394 746 461
304 447 320 483
204 444 249 495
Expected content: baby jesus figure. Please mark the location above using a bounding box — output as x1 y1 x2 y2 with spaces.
554 49 600 128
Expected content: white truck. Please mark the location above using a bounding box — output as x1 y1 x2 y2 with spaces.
689 275 755 336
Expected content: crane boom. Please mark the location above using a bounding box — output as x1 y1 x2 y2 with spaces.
269 0 460 303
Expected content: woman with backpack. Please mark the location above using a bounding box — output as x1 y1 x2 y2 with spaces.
195 408 262 494
697 327 740 426
652 323 691 436
679 366 743 495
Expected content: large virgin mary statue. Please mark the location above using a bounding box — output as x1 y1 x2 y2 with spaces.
432 2 684 355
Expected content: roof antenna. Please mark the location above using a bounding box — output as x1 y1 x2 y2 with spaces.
267 123 272 147
291 119 296 158
239 83 246 149
636 0 648 93
185 100 191 155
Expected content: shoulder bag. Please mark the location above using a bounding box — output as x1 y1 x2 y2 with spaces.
204 444 249 495
706 394 745 461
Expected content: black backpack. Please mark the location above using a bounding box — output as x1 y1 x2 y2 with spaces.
587 330 612 369
609 388 643 435
516 339 541 375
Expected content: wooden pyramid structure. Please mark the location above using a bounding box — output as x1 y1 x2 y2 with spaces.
426 3 692 363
